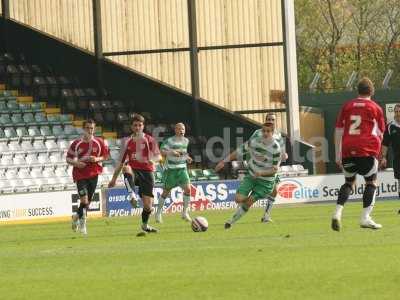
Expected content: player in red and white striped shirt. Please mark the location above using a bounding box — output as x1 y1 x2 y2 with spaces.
332 78 385 231
109 114 161 234
66 119 109 235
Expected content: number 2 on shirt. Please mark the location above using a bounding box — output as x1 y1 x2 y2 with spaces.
349 115 361 135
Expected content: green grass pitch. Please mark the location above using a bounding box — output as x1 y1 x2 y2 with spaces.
1 200 400 300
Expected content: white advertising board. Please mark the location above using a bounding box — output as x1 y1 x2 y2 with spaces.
275 171 398 204
0 189 103 223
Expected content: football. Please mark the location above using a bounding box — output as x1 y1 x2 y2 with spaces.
191 216 209 232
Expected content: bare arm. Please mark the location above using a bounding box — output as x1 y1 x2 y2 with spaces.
334 128 344 168
108 162 124 188
66 157 86 169
215 150 238 172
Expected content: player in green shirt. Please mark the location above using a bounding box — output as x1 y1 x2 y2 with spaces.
250 113 288 223
215 123 281 229
156 123 193 223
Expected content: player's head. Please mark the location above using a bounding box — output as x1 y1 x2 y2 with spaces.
394 104 400 122
131 114 145 134
175 123 185 136
261 123 274 139
357 77 375 97
265 113 276 128
83 119 95 138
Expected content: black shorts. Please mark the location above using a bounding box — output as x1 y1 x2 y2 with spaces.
393 158 400 179
76 176 98 201
133 170 155 198
342 157 378 181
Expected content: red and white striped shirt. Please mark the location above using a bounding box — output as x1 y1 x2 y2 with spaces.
118 133 160 172
67 136 109 181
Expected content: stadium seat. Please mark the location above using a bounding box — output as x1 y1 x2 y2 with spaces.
47 114 61 125
202 169 220 180
0 180 14 193
52 125 65 138
40 125 55 139
292 164 309 176
11 114 25 126
60 114 73 125
13 156 26 166
28 126 43 140
23 113 36 125
5 128 19 141
57 139 69 150
0 127 6 139
26 153 39 165
16 127 30 140
64 125 79 138
35 112 49 125
21 140 34 152
10 179 28 193
0 155 13 166
0 142 9 152
45 140 59 151
18 168 31 179
38 153 50 165
0 114 12 126
32 140 47 151
155 171 163 183
189 169 208 181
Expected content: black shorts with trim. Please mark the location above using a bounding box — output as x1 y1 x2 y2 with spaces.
342 157 378 181
133 169 155 198
76 176 98 201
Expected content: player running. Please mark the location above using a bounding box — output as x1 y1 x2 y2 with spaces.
67 119 109 235
108 114 162 234
155 123 193 223
380 103 400 213
215 123 281 229
332 77 385 231
248 113 288 223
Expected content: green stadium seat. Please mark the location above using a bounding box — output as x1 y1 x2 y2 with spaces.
4 127 18 141
202 169 220 180
30 102 43 112
28 126 43 140
60 114 73 125
0 102 6 111
64 125 79 139
40 125 54 139
52 125 65 138
23 113 36 125
35 112 48 125
0 128 6 141
189 169 207 181
11 114 25 126
155 171 163 183
16 127 30 140
47 114 61 125
193 169 208 181
0 90 12 97
0 114 12 126
7 101 20 113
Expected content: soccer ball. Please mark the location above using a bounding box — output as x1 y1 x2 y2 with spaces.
191 216 208 232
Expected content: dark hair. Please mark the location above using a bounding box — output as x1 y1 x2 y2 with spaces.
357 77 374 96
83 119 96 127
131 113 145 124
265 113 276 122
